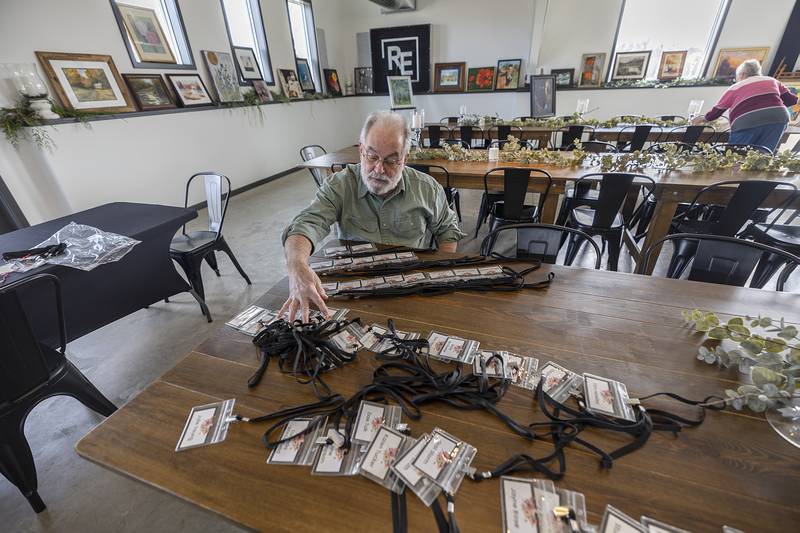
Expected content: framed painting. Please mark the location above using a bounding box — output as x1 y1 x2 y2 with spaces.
252 80 273 103
35 51 136 112
232 46 262 81
296 58 315 93
123 74 176 111
467 66 495 92
551 68 574 87
495 59 522 90
433 62 466 93
611 51 651 80
355 67 373 95
323 69 342 96
530 75 556 118
712 47 769 80
165 74 213 107
278 68 304 99
658 51 687 80
579 53 606 87
202 50 242 102
780 79 800 122
387 76 414 109
116 3 176 64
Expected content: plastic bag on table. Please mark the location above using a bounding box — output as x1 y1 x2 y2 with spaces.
35 222 141 271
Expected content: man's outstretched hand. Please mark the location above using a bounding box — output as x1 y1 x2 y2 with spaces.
280 235 331 322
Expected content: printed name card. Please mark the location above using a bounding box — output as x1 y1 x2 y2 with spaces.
175 399 236 452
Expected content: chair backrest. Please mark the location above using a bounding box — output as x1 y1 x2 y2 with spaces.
639 233 800 290
440 116 459 125
0 274 65 404
577 141 618 153
714 143 773 155
480 223 602 268
484 167 553 221
670 125 715 145
330 162 352 173
453 125 484 147
487 125 516 141
574 173 656 228
407 163 450 188
678 180 798 236
184 172 231 235
645 142 693 154
617 125 653 151
425 125 447 148
558 125 585 150
444 139 471 149
300 144 328 187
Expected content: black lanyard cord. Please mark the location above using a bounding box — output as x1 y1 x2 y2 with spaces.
391 491 407 533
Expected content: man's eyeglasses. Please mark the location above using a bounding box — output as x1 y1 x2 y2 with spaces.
360 149 402 170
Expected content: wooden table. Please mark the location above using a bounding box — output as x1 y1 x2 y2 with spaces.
299 146 800 274
76 257 800 532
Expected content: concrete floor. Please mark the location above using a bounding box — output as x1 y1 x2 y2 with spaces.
1 169 794 531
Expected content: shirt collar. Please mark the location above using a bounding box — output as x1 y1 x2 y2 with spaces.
354 163 407 200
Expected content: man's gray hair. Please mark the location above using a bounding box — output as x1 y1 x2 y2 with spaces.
359 111 412 153
736 59 762 80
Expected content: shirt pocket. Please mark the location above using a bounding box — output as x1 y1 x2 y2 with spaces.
388 214 427 240
343 215 378 240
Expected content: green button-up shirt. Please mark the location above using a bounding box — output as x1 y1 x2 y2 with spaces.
282 164 464 251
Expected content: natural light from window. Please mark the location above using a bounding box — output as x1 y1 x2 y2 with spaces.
287 0 320 90
221 0 274 82
112 0 192 65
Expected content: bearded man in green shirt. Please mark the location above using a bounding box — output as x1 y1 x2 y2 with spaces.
280 110 464 320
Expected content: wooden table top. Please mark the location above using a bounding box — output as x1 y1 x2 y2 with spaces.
76 257 800 532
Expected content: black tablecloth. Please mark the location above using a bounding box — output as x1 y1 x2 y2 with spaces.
0 202 197 347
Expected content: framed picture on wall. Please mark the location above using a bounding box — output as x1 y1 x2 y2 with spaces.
611 51 651 80
355 67 373 95
296 58 316 93
232 46 262 81
165 74 213 107
466 66 495 92
278 68 304 99
116 3 176 64
578 53 606 87
712 47 769 80
550 68 574 87
202 50 243 102
657 51 687 80
433 62 466 92
252 79 273 103
495 59 522 90
530 75 556 118
387 76 414 109
323 69 342 96
35 51 137 113
123 74 176 111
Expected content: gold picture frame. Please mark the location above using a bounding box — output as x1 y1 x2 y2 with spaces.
711 47 769 80
117 3 176 64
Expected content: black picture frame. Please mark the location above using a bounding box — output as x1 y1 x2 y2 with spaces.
530 75 556 118
550 68 574 87
232 46 263 82
369 24 431 93
495 58 522 90
296 58 316 93
354 67 374 95
323 69 342 96
165 74 215 107
123 74 177 111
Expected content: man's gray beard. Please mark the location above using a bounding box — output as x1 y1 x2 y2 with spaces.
361 168 401 195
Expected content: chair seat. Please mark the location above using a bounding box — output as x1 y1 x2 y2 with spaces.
170 231 218 253
571 207 623 229
492 202 537 220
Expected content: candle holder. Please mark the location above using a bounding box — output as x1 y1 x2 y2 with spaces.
2 63 59 119
411 109 425 148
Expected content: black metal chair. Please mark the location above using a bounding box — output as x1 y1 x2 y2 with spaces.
564 173 656 271
169 172 251 322
714 143 773 155
554 142 619 226
665 180 798 279
480 223 601 268
451 125 486 149
669 125 716 146
616 125 657 152
487 125 524 145
569 140 617 153
480 168 552 251
330 162 354 173
551 125 594 150
638 233 800 291
644 142 694 154
423 125 449 148
440 116 460 126
741 192 800 288
407 164 461 222
299 145 328 187
0 274 117 512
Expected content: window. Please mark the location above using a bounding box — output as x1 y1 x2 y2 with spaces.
221 0 274 84
287 0 321 91
110 0 194 69
608 0 730 81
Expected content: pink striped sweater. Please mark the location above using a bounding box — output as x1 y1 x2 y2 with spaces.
704 75 798 131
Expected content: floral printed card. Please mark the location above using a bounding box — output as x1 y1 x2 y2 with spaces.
267 419 311 464
359 426 405 484
175 399 236 452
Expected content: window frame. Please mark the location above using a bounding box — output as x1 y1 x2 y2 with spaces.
220 0 276 85
606 0 732 82
109 0 196 70
286 0 322 92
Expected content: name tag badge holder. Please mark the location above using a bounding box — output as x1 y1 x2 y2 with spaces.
175 398 237 452
390 434 443 506
640 516 692 533
500 477 561 533
600 505 646 533
411 427 476 495
358 425 411 493
556 488 590 533
266 417 326 465
360 323 421 354
426 331 480 365
538 361 583 403
311 425 365 476
352 400 402 446
330 322 367 354
474 351 540 390
226 305 350 336
582 373 637 422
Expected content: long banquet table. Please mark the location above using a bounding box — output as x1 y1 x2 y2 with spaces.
76 250 800 532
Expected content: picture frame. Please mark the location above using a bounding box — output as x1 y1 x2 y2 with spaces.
278 68 304 99
433 62 466 93
116 3 176 64
165 74 214 107
657 51 687 81
712 47 769 80
612 51 651 80
35 51 136 113
579 53 606 87
232 46 262 81
122 74 176 111
387 76 414 109
530 74 556 118
495 58 522 90
466 66 495 92
550 68 574 87
252 79 273 103
202 50 242 103
323 68 342 96
354 67 374 95
779 79 800 122
296 58 316 93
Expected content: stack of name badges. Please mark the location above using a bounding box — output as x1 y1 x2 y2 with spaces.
426 331 481 364
310 251 418 274
226 305 349 336
319 265 508 294
474 351 540 390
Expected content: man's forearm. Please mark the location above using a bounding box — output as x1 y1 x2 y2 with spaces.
284 234 314 267
440 241 457 253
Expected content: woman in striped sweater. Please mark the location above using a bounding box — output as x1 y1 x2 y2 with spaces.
692 59 798 151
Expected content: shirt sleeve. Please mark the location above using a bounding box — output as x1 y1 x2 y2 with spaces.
778 81 799 107
704 88 735 121
281 174 344 252
430 185 465 245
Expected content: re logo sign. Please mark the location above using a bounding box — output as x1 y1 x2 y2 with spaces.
380 36 419 82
